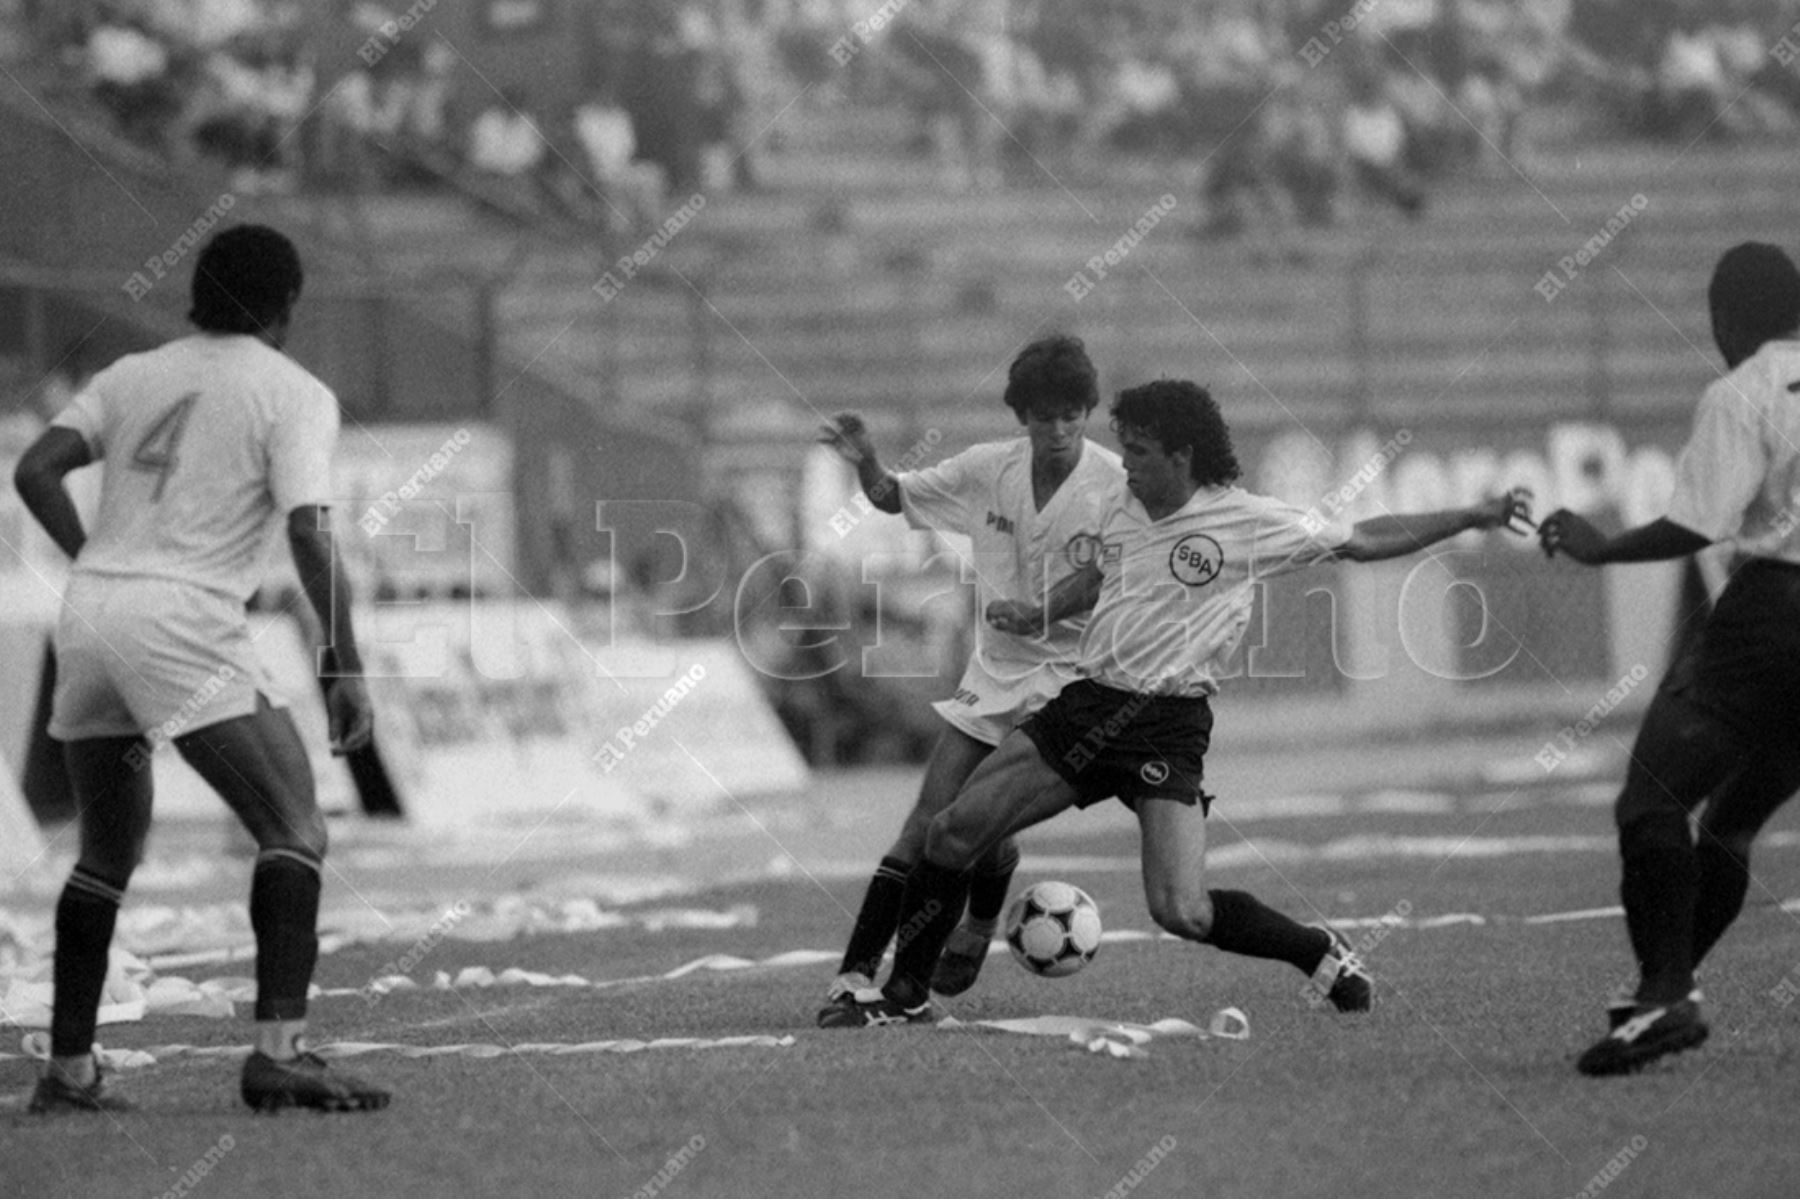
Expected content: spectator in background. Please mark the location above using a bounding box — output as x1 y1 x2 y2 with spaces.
574 87 665 232
86 17 183 151
1342 67 1425 219
467 88 544 177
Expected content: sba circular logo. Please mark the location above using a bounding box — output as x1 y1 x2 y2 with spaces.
1168 534 1223 587
1139 760 1171 785
1064 533 1103 569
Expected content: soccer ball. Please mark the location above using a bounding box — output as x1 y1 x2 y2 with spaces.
1004 881 1102 978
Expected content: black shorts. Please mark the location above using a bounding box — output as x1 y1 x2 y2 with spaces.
1020 678 1213 812
1675 559 1800 745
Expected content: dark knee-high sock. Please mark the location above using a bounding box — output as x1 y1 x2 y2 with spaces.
1691 840 1751 970
250 848 323 1022
884 860 970 1006
1204 890 1333 972
966 841 1020 926
1618 815 1698 1004
839 855 912 979
50 867 129 1059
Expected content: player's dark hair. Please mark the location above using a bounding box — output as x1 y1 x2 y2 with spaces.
1110 380 1242 487
1003 334 1099 420
1708 242 1800 369
189 225 304 335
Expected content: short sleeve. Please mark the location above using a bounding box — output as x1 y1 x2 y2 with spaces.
49 377 111 456
1245 494 1350 579
268 383 340 512
896 445 985 535
1665 382 1765 542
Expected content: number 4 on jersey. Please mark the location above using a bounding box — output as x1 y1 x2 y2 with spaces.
130 392 198 500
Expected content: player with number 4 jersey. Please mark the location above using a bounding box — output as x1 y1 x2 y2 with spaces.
13 225 387 1114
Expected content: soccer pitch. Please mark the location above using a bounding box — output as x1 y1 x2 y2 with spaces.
6 738 1800 1199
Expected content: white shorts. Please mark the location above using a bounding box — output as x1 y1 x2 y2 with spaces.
931 655 1077 747
49 575 274 743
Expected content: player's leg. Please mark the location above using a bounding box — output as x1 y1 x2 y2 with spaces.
1691 738 1800 967
32 735 153 1111
1134 798 1370 1011
860 730 1081 1018
832 725 992 985
175 696 387 1111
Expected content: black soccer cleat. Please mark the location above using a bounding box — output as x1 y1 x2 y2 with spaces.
1308 926 1374 1013
816 973 876 1029
1605 985 1702 1031
27 1061 134 1115
930 926 994 997
818 985 935 1029
241 1049 391 1113
1577 998 1708 1076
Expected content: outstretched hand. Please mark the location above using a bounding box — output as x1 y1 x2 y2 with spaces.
1475 487 1536 536
817 413 877 466
1537 508 1608 563
326 676 374 756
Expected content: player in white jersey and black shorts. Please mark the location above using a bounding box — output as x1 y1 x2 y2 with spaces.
836 378 1531 1025
813 335 1125 1026
13 226 388 1113
1539 242 1800 1075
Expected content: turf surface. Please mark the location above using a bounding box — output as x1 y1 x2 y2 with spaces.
6 752 1800 1199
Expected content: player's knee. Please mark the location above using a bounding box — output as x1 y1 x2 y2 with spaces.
254 808 328 860
922 813 981 872
1147 888 1213 940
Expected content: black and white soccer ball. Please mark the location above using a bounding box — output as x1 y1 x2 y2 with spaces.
1004 881 1102 978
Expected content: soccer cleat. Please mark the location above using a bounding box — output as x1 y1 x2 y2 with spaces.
1577 998 1709 1076
819 986 935 1029
241 1049 391 1113
930 926 994 997
1606 985 1703 1031
816 972 877 1029
27 1061 134 1114
1308 926 1374 1013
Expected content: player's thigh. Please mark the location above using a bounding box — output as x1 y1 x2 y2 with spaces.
890 725 996 859
1616 686 1751 828
1699 737 1800 850
1135 797 1210 931
924 730 1078 870
174 695 325 856
62 735 155 880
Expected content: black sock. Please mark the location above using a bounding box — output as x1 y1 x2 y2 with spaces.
1691 839 1751 970
49 867 128 1059
1204 890 1333 973
839 855 912 979
250 848 323 1022
885 860 970 1007
966 841 1020 924
1618 817 1698 1004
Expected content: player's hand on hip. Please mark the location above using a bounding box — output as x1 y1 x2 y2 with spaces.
817 413 876 465
1537 509 1606 564
986 599 1043 636
326 676 374 756
1476 486 1535 535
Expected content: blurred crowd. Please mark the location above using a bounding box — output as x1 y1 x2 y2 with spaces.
9 0 1799 237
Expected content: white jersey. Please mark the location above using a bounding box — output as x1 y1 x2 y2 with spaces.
52 334 339 602
1079 482 1350 698
899 437 1125 679
1665 338 1800 563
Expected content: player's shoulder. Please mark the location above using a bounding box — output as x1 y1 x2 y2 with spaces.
1707 339 1800 415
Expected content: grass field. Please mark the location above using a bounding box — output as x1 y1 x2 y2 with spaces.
6 741 1800 1199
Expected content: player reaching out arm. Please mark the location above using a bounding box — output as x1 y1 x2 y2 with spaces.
13 225 387 1114
809 335 1128 1026
837 378 1531 1026
1538 242 1800 1076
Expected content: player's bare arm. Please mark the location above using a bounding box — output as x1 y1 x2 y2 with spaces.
12 427 94 560
286 506 373 755
986 562 1103 636
1331 488 1535 563
816 412 902 513
1537 511 1710 565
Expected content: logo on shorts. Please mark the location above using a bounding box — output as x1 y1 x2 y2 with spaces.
1065 532 1103 569
1139 760 1171 785
1169 534 1223 587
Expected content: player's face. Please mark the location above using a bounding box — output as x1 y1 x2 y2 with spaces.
1022 404 1088 470
1116 426 1189 510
